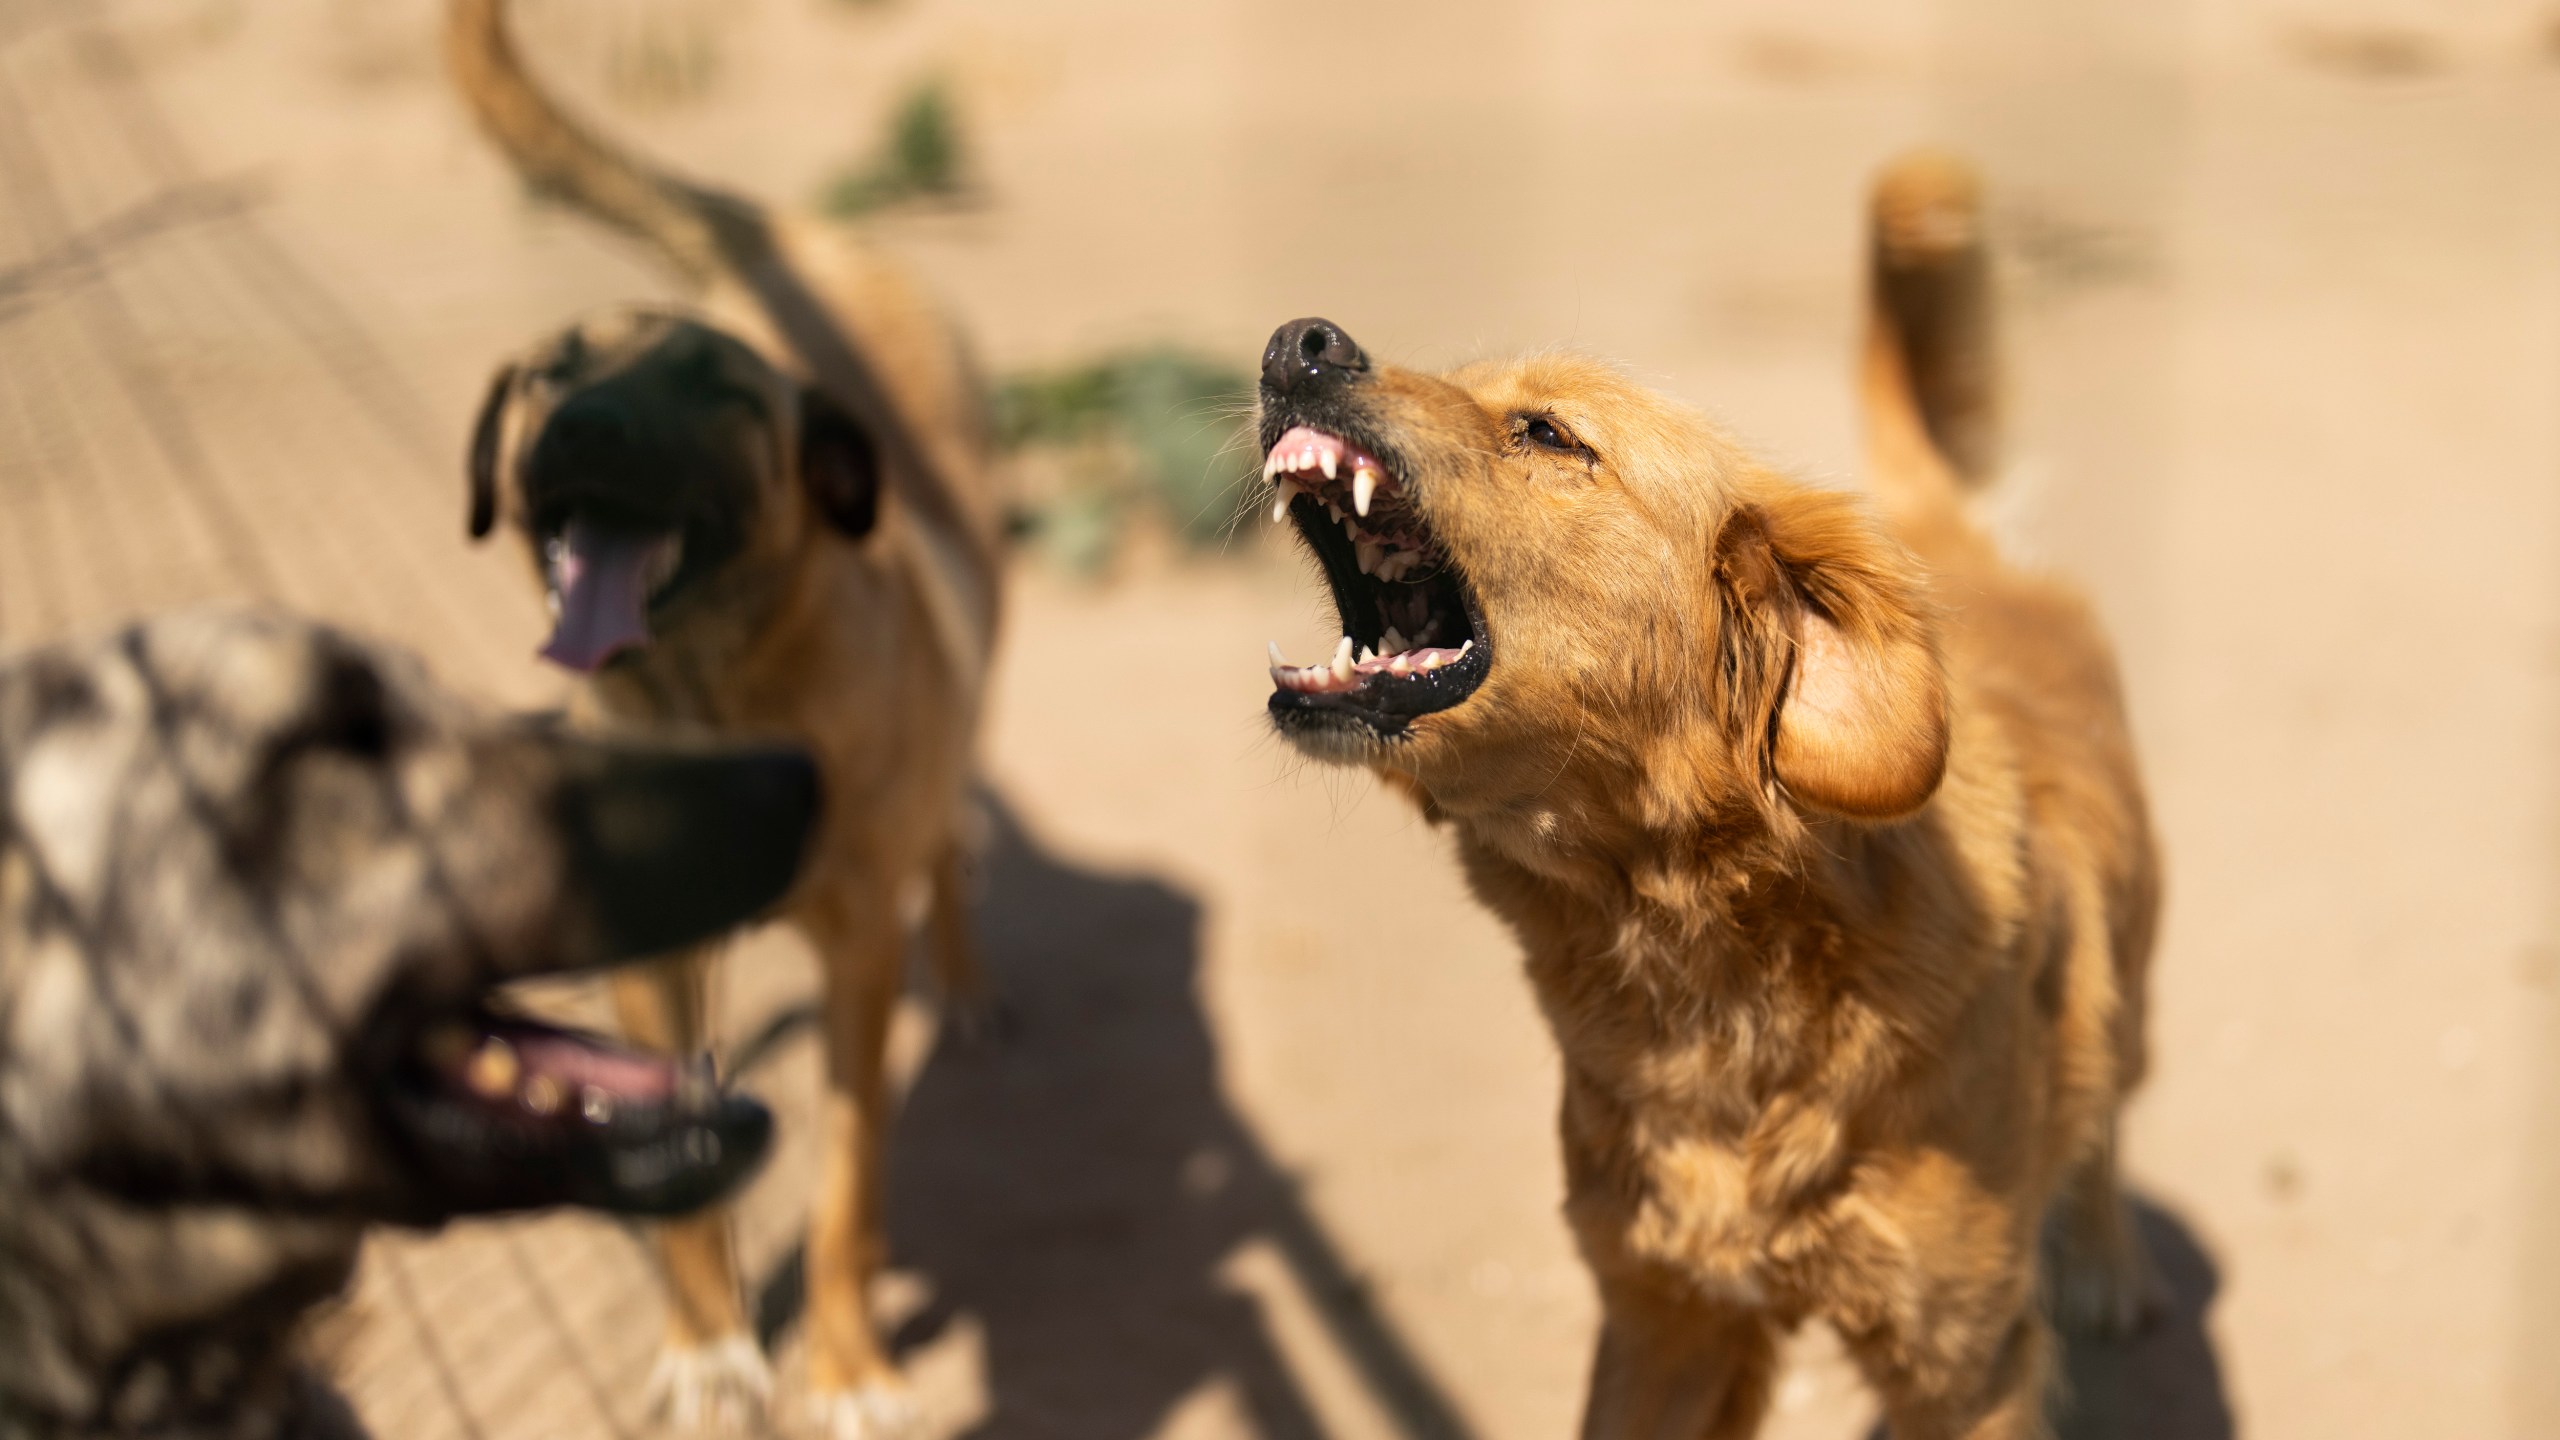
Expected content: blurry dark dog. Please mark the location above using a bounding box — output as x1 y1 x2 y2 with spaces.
0 610 816 1440
448 3 1005 1433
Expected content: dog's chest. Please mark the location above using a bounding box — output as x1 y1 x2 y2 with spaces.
1537 936 1864 1308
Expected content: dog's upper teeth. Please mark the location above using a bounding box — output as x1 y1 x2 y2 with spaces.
1319 449 1339 481
1355 539 1383 576
1271 480 1299 524
1352 468 1376 516
1263 452 1282 482
465 1038 519 1099
580 1086 615 1124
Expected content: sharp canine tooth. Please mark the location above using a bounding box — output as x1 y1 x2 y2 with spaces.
1320 450 1339 481
1268 641 1289 667
1271 479 1298 523
1352 469 1376 516
1331 635 1355 680
465 1038 518 1098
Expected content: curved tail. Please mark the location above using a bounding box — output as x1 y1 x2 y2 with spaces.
1861 149 2000 516
446 0 750 286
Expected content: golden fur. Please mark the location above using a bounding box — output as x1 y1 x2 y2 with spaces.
1261 153 2159 1439
448 3 1003 1433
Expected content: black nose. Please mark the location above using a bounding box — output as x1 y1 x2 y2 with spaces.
555 743 821 962
543 397 639 467
1262 317 1369 396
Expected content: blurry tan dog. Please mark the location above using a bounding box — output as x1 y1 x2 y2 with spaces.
1249 152 2159 1439
448 3 1005 1435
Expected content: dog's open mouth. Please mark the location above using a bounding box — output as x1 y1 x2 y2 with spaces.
1263 425 1490 736
383 1003 770 1218
538 518 688 673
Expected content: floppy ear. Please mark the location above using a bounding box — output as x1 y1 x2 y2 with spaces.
799 385 881 538
465 363 517 541
1712 490 1947 820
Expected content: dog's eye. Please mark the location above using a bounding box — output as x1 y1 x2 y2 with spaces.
1523 416 1587 456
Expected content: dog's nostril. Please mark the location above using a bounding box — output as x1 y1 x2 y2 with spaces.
1261 317 1369 395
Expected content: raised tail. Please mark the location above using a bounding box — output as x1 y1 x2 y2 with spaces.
1861 149 2000 517
446 0 749 287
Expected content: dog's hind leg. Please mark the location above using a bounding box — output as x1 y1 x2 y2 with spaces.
796 877 919 1440
925 839 1002 1043
2041 1120 2160 1339
614 948 774 1432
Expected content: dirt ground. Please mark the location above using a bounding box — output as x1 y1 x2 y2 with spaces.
3 1 2558 1437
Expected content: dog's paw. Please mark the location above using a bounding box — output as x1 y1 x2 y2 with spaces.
643 1334 774 1433
806 1382 924 1440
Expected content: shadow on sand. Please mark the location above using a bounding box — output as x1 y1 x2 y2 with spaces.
748 796 2231 1440
754 797 1475 1439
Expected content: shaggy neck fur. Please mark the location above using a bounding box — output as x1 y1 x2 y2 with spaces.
0 1183 366 1440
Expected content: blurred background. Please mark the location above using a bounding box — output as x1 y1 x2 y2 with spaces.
2 0 2556 1435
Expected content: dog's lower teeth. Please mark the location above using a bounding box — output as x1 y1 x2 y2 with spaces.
522 1074 565 1116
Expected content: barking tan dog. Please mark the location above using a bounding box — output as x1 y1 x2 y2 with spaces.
448 3 1004 1434
1251 152 2159 1439
0 608 814 1440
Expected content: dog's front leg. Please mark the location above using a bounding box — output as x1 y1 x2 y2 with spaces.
796 878 917 1440
1578 1267 1778 1440
615 948 774 1432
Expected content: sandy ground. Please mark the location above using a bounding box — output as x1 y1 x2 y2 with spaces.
3 1 2559 1436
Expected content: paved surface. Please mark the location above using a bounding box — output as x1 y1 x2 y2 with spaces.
3 2 2559 1437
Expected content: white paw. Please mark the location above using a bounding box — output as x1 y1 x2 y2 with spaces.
643 1334 773 1433
806 1382 924 1440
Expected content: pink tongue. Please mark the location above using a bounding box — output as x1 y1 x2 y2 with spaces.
539 520 663 673
510 1030 678 1102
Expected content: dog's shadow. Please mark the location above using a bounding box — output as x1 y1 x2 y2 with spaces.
755 797 1474 1440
